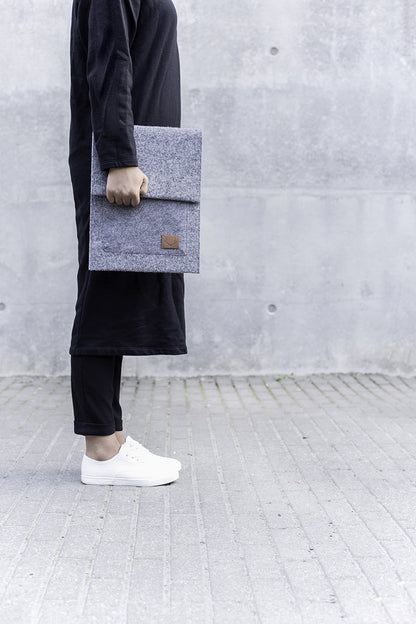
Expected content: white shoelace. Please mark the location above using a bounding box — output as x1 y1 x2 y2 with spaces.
125 436 180 468
125 437 153 459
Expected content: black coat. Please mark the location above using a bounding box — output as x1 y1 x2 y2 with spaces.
68 0 186 355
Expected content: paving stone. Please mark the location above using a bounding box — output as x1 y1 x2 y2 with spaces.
3 373 416 623
251 577 303 624
169 581 212 623
82 578 126 618
43 558 90 600
36 599 80 624
212 599 260 624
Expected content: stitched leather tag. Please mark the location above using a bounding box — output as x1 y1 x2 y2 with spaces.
161 235 180 249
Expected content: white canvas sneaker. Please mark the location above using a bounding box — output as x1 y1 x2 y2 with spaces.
125 435 182 471
81 442 179 486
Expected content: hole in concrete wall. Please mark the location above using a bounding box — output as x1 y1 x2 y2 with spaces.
0 303 5 311
270 47 279 56
268 304 277 314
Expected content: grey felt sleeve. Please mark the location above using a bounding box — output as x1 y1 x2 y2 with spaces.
89 125 202 274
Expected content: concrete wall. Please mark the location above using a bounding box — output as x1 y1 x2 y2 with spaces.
1 0 416 376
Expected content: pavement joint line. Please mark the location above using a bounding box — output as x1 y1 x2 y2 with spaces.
120 377 138 430
0 381 71 469
222 377 299 613
163 488 172 615
200 377 261 622
0 399 49 458
163 380 172 615
30 485 85 623
4 374 416 622
328 374 387 410
258 378 393 620
277 393 416 619
313 376 353 404
278 378 310 405
313 376 361 409
360 402 416 462
312 405 416 571
75 487 114 619
0 433 82 609
369 374 408 398
0 379 37 411
165 378 173 457
318 386 416 478
185 379 214 624
0 422 68 529
262 377 297 415
143 379 156 446
355 375 411 409
302 382 416 483
350 373 395 407
232 377 342 617
394 375 416 392
118 487 141 623
293 377 337 406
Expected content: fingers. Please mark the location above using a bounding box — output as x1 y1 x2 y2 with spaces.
106 169 149 207
106 191 129 206
107 192 139 207
140 174 149 195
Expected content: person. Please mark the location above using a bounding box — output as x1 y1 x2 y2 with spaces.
68 0 185 486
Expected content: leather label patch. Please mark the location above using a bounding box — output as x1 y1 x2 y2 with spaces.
161 235 180 249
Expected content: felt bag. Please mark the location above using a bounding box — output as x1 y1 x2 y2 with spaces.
89 125 202 273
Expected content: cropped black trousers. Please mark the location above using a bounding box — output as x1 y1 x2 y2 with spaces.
71 355 123 436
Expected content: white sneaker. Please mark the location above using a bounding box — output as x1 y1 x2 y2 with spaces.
81 443 179 486
125 435 182 471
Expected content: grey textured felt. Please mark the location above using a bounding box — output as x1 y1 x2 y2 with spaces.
89 125 202 273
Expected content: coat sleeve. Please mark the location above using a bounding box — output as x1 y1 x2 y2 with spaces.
87 0 141 171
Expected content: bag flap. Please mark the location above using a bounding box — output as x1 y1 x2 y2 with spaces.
91 125 202 204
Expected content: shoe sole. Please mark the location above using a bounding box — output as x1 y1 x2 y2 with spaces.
81 471 179 486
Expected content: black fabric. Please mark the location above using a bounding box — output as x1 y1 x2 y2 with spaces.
71 355 123 435
68 0 187 356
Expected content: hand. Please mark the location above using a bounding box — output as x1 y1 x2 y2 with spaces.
106 166 149 207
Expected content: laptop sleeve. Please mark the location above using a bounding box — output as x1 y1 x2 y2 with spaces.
89 125 202 273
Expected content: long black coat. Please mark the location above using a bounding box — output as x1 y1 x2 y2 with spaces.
68 0 186 356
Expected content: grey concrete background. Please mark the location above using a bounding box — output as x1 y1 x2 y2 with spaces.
1 0 416 376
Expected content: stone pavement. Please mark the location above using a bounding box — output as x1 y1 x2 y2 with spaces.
2 374 416 623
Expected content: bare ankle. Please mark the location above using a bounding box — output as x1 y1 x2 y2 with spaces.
85 434 121 461
114 431 126 445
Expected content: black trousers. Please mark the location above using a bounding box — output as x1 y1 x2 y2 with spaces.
71 355 123 436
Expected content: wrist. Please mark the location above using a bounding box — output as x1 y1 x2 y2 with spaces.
109 166 138 173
